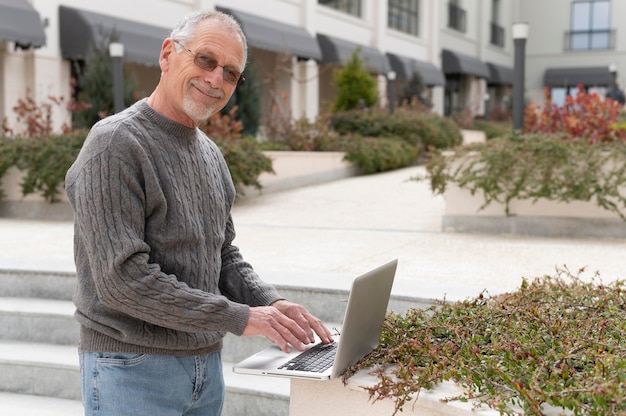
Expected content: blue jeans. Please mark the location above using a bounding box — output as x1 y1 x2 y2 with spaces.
79 351 224 416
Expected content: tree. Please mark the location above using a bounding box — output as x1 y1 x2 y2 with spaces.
221 59 261 136
333 49 378 112
74 33 138 129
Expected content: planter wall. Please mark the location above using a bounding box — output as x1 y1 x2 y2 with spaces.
0 167 73 221
289 371 500 416
239 151 359 197
442 177 626 239
0 152 358 220
290 370 566 416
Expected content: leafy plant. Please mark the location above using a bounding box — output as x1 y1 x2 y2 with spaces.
330 106 462 151
344 267 626 415
343 135 419 174
74 34 139 129
333 50 378 112
222 59 262 136
525 85 625 143
202 107 273 195
14 130 88 202
426 134 626 219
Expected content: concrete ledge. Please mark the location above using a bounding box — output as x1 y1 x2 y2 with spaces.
443 214 626 239
0 152 359 220
240 151 359 196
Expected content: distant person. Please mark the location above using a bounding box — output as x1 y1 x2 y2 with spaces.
65 10 332 416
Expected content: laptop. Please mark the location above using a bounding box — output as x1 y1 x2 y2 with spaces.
232 259 397 380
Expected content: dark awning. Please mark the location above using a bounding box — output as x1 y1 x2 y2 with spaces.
217 6 321 61
59 6 169 66
442 49 490 78
486 62 514 85
317 34 389 74
544 66 613 88
0 0 46 48
386 53 445 86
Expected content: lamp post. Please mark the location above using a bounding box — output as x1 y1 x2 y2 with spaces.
109 42 124 114
387 70 396 114
512 22 529 132
608 63 617 100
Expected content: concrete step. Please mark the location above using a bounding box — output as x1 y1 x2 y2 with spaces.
0 392 83 416
0 297 78 345
0 295 325 363
0 340 289 416
0 341 79 400
0 269 427 324
0 270 75 301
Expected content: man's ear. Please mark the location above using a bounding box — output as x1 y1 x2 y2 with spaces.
159 38 175 72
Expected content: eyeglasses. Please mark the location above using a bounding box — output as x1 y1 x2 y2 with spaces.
173 39 245 86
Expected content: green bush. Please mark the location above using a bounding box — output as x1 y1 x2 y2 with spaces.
345 268 626 415
426 134 626 219
213 135 273 194
0 131 88 202
330 108 462 151
201 107 273 195
472 119 513 139
333 50 378 112
343 135 419 174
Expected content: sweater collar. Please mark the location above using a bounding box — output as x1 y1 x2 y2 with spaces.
136 98 199 142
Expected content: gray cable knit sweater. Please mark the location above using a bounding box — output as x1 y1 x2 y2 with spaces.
65 99 283 356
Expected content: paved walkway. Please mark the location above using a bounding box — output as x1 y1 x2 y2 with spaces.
1 165 625 301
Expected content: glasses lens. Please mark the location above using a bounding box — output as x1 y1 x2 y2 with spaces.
193 52 242 85
194 54 218 72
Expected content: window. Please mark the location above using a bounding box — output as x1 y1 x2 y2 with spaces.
448 0 466 33
490 0 504 47
388 0 419 36
570 0 611 50
319 0 362 17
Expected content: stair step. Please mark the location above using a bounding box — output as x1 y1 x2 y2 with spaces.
0 392 83 416
0 297 78 345
0 340 290 415
0 341 80 400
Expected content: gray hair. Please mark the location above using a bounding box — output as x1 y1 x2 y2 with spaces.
170 10 248 69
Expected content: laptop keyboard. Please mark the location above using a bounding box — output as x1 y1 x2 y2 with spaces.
278 342 338 373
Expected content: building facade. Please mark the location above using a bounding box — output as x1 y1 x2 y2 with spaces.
0 0 623 135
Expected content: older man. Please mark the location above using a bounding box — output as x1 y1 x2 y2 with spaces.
65 10 332 416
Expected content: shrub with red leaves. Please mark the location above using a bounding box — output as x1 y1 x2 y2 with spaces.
524 84 625 143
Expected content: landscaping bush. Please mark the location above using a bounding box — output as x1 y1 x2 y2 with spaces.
330 107 462 151
202 107 273 194
343 135 419 174
472 119 513 139
525 84 625 143
333 50 378 112
426 134 626 219
0 130 87 202
344 268 626 415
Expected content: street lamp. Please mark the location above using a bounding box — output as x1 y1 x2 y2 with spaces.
512 22 529 132
387 70 396 114
109 42 125 114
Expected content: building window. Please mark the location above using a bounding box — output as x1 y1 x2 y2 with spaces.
569 0 611 50
490 0 504 47
319 0 362 17
448 0 466 33
388 0 419 36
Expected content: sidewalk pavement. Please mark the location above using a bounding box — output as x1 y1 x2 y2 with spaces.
1 165 625 302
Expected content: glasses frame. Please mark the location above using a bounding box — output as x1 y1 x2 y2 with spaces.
173 39 245 86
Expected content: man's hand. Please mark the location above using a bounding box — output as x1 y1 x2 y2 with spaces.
242 300 334 353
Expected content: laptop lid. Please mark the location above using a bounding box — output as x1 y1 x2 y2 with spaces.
232 259 397 380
